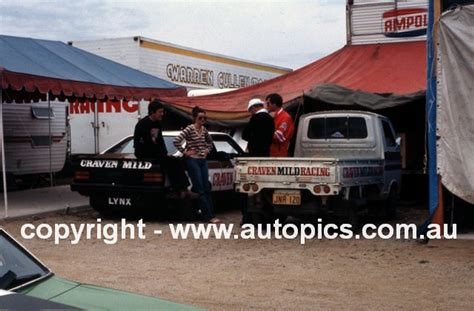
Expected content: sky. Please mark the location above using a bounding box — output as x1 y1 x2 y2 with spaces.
0 0 347 69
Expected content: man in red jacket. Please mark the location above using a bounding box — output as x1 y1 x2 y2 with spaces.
266 93 295 157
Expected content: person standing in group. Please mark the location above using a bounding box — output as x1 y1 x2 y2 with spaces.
240 98 275 225
174 106 221 224
265 93 295 157
133 100 197 199
242 98 275 157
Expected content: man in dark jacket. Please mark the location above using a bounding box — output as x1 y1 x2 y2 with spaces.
133 101 168 158
134 100 196 199
242 98 275 157
240 98 275 225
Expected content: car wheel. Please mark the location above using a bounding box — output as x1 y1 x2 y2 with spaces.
89 196 117 218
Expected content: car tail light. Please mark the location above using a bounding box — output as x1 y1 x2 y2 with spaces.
323 185 331 193
251 184 259 192
242 183 250 192
313 185 321 194
143 172 163 183
74 171 90 181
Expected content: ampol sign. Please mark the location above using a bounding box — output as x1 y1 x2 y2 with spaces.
383 8 428 38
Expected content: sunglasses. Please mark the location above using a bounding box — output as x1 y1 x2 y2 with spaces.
198 116 207 120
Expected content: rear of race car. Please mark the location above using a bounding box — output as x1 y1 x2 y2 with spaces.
70 155 166 215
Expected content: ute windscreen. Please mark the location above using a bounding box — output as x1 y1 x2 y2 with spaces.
308 117 368 139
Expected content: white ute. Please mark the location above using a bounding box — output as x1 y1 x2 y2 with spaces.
234 111 402 224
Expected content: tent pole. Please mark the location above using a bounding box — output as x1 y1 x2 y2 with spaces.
426 0 439 217
433 176 444 235
48 92 53 187
94 100 99 154
0 100 8 218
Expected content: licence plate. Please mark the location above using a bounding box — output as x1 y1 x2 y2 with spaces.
272 190 301 205
107 196 133 207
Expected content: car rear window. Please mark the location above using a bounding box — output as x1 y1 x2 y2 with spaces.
106 136 178 154
106 138 134 153
308 117 368 139
105 134 240 155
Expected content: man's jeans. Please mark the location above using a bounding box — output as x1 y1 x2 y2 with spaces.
158 155 190 190
185 157 215 221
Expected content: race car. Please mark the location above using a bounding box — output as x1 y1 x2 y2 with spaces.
71 131 245 218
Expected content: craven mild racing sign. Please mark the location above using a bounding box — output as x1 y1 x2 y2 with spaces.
247 166 331 177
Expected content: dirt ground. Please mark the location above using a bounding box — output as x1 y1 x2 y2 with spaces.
1 206 473 310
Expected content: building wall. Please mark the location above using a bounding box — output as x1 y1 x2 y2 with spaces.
138 38 287 89
71 37 290 90
70 37 140 70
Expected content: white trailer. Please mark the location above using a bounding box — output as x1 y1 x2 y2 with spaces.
1 101 67 176
68 99 149 155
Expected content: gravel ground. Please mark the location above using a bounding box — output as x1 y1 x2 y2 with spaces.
1 206 473 310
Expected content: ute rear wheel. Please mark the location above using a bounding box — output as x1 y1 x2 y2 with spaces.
273 215 288 224
385 187 398 220
249 211 266 226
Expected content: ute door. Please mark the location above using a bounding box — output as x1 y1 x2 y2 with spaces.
207 157 224 192
206 143 224 192
210 134 243 191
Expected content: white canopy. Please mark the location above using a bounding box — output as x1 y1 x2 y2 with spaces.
437 5 474 204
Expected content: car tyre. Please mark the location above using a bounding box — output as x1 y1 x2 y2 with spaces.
89 197 114 218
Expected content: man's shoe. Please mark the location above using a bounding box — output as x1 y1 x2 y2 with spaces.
209 217 222 224
181 190 199 200
166 192 179 200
